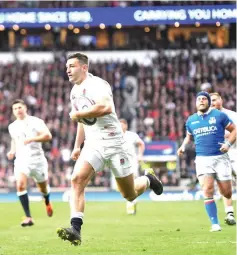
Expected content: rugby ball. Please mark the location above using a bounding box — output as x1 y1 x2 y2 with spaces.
74 96 97 126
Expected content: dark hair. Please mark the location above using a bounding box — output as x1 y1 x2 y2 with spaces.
11 99 26 107
67 52 89 66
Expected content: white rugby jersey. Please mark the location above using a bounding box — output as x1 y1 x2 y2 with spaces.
124 131 141 157
70 73 123 142
222 107 237 149
8 115 46 158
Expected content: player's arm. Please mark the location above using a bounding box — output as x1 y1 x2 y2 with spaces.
225 113 237 139
74 122 85 149
136 138 145 162
71 122 85 161
7 139 16 160
70 94 112 120
220 123 236 153
226 123 236 145
219 112 236 152
24 122 52 145
177 132 192 157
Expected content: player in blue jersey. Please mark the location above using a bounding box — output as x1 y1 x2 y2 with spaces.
210 92 236 225
177 91 236 232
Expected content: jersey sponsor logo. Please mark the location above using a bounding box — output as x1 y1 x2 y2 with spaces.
193 125 217 135
209 117 216 125
191 121 200 125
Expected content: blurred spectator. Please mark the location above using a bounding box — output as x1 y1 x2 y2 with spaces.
0 50 236 188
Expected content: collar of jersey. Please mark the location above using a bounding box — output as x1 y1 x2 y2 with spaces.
197 108 212 116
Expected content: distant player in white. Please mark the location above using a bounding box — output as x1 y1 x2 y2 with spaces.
210 92 236 225
7 99 53 227
56 53 163 246
120 118 145 215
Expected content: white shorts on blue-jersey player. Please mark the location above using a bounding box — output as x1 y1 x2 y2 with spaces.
195 154 232 181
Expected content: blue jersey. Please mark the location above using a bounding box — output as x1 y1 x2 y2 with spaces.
186 109 232 156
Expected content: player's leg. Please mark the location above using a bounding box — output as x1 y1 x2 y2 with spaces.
15 172 34 227
57 146 100 246
126 161 139 215
216 153 236 225
57 161 94 245
196 156 221 232
113 154 163 201
113 144 162 201
198 174 221 232
32 158 53 217
37 181 53 217
218 181 236 225
116 168 163 201
228 150 237 178
116 173 143 201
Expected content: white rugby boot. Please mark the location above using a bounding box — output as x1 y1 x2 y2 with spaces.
210 224 222 232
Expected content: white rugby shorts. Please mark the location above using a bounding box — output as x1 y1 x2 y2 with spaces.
14 156 48 183
195 154 232 181
228 149 237 177
72 139 134 178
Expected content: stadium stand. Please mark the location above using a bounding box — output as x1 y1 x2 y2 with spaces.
0 49 236 188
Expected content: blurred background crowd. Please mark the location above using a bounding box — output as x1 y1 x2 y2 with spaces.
0 1 236 190
0 50 235 189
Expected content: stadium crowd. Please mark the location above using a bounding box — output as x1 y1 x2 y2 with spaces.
0 50 236 189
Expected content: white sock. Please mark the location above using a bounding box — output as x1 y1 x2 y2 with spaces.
145 176 150 189
17 190 27 196
41 185 50 196
127 199 137 205
225 206 234 214
71 212 84 220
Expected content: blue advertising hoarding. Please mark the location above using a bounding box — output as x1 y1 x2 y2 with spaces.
143 141 178 162
144 141 177 156
0 5 236 28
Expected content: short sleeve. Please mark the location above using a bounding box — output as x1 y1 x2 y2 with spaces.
185 118 192 135
34 118 48 133
8 125 14 138
70 88 77 111
92 80 113 103
230 112 237 126
220 111 232 128
134 133 141 144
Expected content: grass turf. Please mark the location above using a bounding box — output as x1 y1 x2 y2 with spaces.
0 200 236 255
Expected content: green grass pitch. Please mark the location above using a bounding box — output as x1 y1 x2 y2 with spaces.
0 200 236 255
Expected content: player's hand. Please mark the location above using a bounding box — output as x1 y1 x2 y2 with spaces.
219 142 230 153
71 148 81 161
177 146 185 157
7 151 15 160
69 111 79 121
24 138 34 145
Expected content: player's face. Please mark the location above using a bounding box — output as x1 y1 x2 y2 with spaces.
196 96 209 112
211 95 222 110
120 122 128 133
12 103 27 120
66 58 87 84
